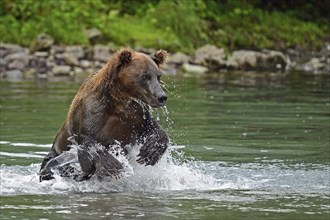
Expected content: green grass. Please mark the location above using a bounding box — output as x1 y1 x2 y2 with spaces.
0 0 328 53
213 7 327 49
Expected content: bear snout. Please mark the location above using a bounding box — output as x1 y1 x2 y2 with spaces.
157 95 167 106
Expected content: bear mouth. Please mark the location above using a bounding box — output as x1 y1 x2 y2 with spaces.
148 97 166 108
135 91 167 108
157 95 167 107
142 96 166 108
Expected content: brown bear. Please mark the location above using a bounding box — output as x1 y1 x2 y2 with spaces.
39 48 169 181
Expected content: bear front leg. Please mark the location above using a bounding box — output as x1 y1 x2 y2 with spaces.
77 142 123 180
93 149 123 179
77 144 96 181
40 149 80 181
39 150 59 181
137 126 169 166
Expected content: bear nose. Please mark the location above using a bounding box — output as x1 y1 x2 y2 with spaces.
158 95 167 105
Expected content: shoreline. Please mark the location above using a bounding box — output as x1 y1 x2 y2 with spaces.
1 42 329 81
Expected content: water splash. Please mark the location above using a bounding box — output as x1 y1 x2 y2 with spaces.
0 142 329 198
0 143 221 195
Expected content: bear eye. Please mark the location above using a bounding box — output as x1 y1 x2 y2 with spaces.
143 74 151 81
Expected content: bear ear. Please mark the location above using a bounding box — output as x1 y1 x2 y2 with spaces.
153 50 168 66
119 49 133 65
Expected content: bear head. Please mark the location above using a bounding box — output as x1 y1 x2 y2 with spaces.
107 48 168 108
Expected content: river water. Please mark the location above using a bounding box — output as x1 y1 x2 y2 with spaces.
0 72 329 219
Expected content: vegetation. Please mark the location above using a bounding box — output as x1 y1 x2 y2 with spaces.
0 0 328 53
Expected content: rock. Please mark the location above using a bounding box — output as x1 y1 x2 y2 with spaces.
84 28 104 44
52 65 72 76
0 56 6 68
262 49 288 71
285 48 300 63
194 44 226 66
73 67 84 75
182 63 208 74
83 46 94 60
222 58 239 70
50 45 65 55
302 57 329 74
29 33 54 53
230 50 288 71
46 54 55 62
46 60 56 68
54 53 64 60
93 45 111 62
34 51 49 57
163 64 177 75
231 50 260 70
0 66 5 78
168 52 190 64
85 68 95 75
293 44 329 74
53 53 67 66
30 57 48 74
80 60 92 68
4 52 30 71
4 52 28 62
5 70 23 81
0 43 27 58
37 73 48 79
8 58 28 70
65 46 84 59
135 47 156 55
0 48 5 58
94 60 105 69
3 42 329 78
63 53 80 66
24 68 37 79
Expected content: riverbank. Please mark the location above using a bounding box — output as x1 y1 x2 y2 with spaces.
1 39 329 81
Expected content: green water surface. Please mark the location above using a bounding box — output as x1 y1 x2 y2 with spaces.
0 71 329 219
